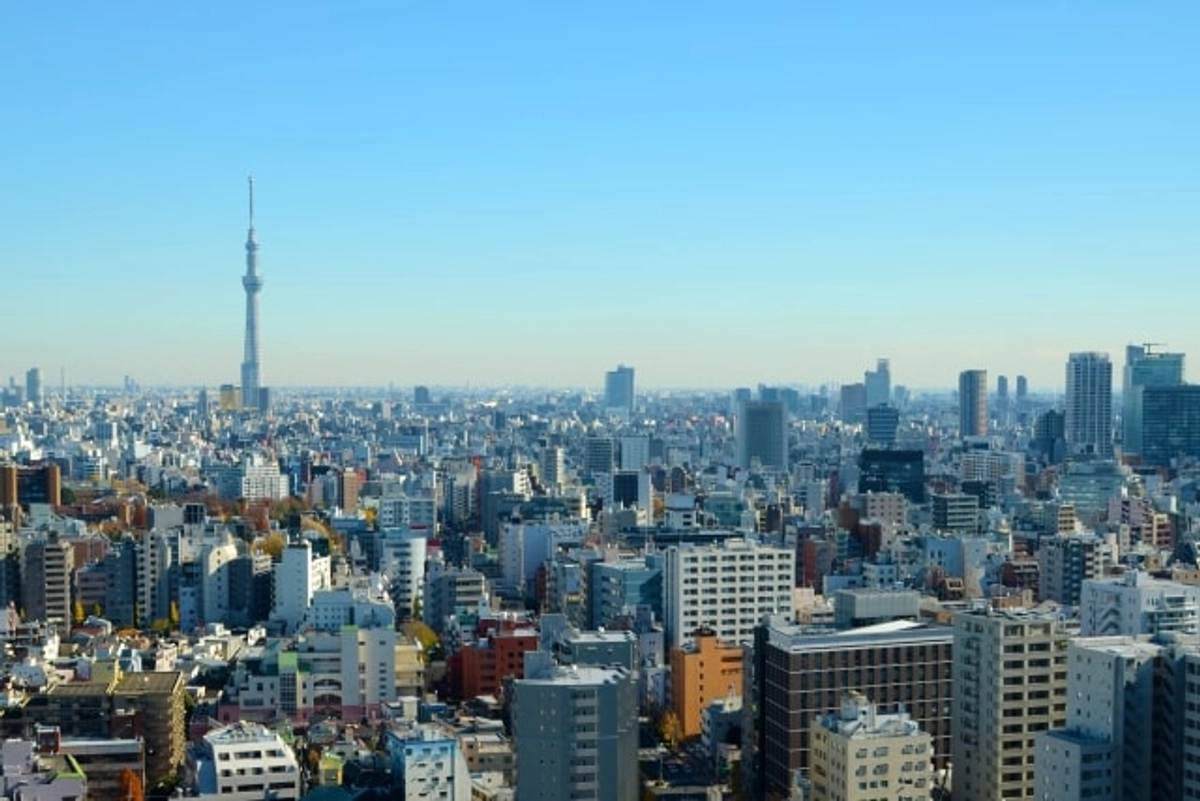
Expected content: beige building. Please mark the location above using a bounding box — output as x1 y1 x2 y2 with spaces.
951 606 1068 800
810 692 933 801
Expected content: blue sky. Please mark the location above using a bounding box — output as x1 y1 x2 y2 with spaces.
2 3 1197 391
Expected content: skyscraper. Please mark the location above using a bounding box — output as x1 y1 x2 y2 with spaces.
240 177 263 412
736 398 787 471
864 358 891 408
604 364 634 413
24 367 42 408
1122 343 1184 457
958 369 988 437
1066 352 1113 459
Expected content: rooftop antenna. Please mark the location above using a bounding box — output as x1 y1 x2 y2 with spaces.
247 175 255 229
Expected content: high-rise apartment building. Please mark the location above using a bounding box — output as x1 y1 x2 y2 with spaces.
1122 344 1184 456
511 656 638 801
21 531 74 636
958 369 988 438
737 399 787 471
604 364 635 414
951 606 1068 801
1065 351 1113 458
662 538 794 649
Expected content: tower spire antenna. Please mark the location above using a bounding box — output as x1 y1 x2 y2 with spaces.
248 174 255 228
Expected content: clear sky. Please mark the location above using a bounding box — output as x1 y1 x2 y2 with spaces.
2 3 1197 391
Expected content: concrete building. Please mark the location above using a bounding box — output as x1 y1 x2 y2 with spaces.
737 399 788 471
931 492 979 534
21 531 73 636
384 725 472 800
1122 344 1184 457
185 721 300 800
604 364 635 415
669 629 743 738
1066 351 1113 459
745 619 953 800
511 655 638 801
1036 534 1114 607
958 369 988 438
662 538 795 649
272 540 332 634
1079 571 1200 636
951 606 1068 801
590 556 662 629
809 692 934 801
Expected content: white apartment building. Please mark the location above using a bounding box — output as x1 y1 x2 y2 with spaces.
662 538 795 648
377 492 437 529
185 721 301 800
379 526 428 616
1080 570 1200 636
302 576 395 633
272 541 331 634
809 692 934 801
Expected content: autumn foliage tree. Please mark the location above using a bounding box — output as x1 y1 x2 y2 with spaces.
119 767 144 801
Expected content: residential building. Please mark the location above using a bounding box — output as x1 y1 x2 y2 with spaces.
1065 351 1113 459
184 721 301 801
809 692 934 801
662 538 795 649
669 629 743 738
959 369 988 438
951 606 1068 801
511 655 638 801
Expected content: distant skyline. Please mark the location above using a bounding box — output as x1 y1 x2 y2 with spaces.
2 3 1197 390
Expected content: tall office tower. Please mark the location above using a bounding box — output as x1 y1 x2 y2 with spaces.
958 369 988 437
996 374 1009 423
1122 343 1185 456
1141 385 1200 466
864 358 891 408
240 176 264 412
952 606 1068 801
1016 374 1028 403
737 399 787 470
511 655 638 801
839 382 867 425
604 364 635 413
809 693 935 801
1066 352 1114 458
24 368 42 408
745 619 953 799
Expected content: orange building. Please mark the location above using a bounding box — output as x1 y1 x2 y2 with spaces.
669 629 743 738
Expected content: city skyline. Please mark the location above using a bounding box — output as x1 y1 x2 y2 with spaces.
2 4 1197 388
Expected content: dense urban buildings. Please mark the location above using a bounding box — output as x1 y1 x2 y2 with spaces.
4 335 1200 799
